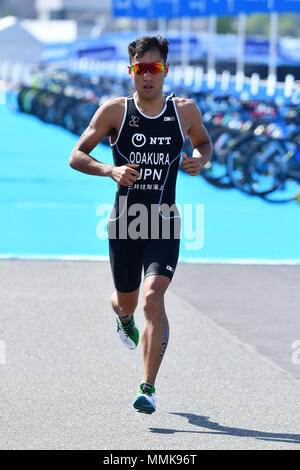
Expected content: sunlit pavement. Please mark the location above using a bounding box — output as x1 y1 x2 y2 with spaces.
0 260 300 450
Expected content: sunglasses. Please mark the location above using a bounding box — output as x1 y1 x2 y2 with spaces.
128 62 166 76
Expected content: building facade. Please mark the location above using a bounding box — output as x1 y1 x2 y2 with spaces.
0 0 36 18
35 0 111 21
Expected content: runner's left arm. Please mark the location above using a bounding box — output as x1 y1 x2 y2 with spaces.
182 100 213 176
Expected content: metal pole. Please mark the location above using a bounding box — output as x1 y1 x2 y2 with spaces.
269 11 278 79
207 15 217 73
236 13 246 75
158 17 167 34
138 18 147 35
181 16 190 68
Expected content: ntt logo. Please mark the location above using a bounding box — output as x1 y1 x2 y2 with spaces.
132 133 146 147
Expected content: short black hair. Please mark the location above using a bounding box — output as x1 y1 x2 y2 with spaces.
128 35 169 64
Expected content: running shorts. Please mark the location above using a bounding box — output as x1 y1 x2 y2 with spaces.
109 237 180 293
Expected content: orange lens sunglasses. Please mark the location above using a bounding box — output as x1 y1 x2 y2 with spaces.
128 62 166 76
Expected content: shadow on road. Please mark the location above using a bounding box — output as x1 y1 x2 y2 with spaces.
149 413 300 445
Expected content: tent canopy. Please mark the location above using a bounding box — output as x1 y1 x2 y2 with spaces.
0 16 43 64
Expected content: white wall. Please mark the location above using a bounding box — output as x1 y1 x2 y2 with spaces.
35 0 111 14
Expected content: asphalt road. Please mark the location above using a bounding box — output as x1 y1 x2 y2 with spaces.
1 260 300 450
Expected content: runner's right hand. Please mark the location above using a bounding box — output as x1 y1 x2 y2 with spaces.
110 164 140 186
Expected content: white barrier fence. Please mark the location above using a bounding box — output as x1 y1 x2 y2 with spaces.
0 59 299 104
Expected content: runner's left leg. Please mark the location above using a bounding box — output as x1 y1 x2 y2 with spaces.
141 274 170 386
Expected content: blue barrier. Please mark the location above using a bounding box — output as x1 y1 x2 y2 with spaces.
70 58 299 105
42 32 300 67
112 0 300 18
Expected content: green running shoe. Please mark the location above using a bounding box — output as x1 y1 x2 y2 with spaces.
116 315 139 350
133 383 156 414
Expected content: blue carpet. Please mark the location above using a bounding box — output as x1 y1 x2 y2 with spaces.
1 100 299 263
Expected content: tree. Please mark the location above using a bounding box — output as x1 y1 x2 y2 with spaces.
218 13 300 38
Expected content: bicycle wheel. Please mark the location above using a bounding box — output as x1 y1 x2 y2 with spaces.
260 141 300 203
227 135 284 196
200 127 239 188
260 180 300 203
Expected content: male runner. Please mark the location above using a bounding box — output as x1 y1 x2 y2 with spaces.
69 36 212 414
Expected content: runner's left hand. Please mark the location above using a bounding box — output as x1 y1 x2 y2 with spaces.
181 153 201 176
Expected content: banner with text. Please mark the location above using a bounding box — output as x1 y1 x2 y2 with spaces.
112 0 300 18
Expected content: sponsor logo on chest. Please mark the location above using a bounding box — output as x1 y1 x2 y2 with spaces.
132 133 171 148
164 116 176 121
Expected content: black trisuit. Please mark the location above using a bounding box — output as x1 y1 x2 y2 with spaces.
108 92 185 292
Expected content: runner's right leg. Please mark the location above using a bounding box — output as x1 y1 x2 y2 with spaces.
111 288 140 349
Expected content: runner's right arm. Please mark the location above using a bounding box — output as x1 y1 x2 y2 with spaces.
69 98 140 186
